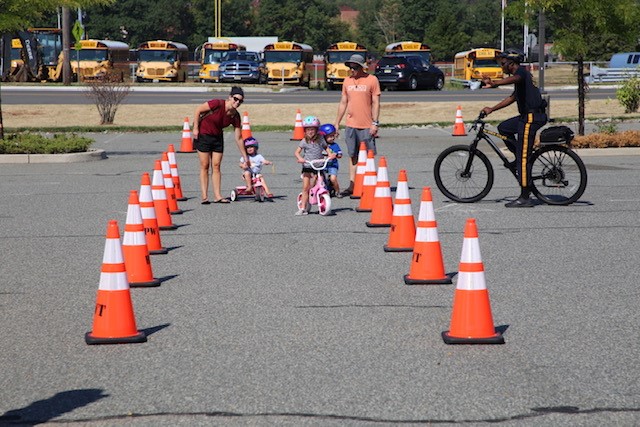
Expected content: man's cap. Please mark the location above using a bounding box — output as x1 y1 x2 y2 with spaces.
345 54 366 69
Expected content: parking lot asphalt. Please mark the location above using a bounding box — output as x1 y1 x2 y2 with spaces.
1 127 639 426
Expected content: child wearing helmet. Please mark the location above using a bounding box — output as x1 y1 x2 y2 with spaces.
319 123 343 198
294 116 336 215
240 137 274 198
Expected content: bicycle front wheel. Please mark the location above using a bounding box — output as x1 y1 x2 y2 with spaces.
434 145 494 203
529 145 587 205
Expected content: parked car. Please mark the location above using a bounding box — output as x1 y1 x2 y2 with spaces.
218 51 267 84
374 55 445 91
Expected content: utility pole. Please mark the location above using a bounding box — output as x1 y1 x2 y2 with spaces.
214 0 222 37
538 10 545 92
62 6 71 85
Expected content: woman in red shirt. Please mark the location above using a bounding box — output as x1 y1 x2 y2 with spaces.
192 86 249 204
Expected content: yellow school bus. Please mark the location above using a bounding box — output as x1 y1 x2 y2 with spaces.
323 41 368 90
452 48 503 87
71 39 130 81
135 40 189 82
197 40 246 83
263 41 314 86
385 41 432 63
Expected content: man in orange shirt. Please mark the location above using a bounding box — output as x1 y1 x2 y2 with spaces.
334 54 381 197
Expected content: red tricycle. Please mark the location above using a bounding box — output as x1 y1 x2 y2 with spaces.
230 173 268 202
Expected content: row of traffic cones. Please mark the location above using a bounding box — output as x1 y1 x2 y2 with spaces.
86 143 189 345
347 141 503 345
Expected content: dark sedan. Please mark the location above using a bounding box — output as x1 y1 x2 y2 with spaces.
374 55 445 90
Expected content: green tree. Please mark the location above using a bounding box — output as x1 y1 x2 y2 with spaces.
0 0 112 139
254 0 346 50
83 0 194 48
509 0 640 134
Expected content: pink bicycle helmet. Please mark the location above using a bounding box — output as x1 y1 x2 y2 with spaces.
302 115 320 128
244 137 258 148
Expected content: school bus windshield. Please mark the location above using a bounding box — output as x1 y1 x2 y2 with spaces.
264 51 303 63
202 49 228 64
475 58 500 67
138 50 177 62
326 51 362 63
76 50 108 61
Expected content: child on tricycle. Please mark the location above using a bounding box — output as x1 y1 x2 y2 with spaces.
230 137 274 202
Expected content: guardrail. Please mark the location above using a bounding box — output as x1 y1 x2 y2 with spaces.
588 65 640 84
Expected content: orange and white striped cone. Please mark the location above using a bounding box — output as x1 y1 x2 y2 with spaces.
161 152 182 215
356 149 377 212
167 144 186 201
122 190 161 288
241 111 253 140
350 141 367 199
178 117 195 153
290 109 304 140
404 187 452 285
139 172 167 255
85 220 147 345
366 156 393 228
442 218 504 344
152 160 177 231
452 105 467 136
384 170 415 252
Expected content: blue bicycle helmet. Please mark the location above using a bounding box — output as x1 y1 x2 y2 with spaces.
319 123 336 136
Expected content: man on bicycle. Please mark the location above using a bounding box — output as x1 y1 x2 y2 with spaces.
481 48 547 207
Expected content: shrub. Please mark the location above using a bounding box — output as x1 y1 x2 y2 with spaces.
616 76 640 113
0 133 94 154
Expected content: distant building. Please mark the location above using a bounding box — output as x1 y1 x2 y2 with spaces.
339 6 359 29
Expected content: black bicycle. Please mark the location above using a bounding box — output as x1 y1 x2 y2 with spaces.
434 112 587 205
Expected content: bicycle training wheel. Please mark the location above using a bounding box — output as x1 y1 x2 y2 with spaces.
433 145 494 203
529 145 587 205
318 193 332 216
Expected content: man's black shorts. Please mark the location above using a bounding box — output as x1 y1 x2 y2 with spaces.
195 134 224 153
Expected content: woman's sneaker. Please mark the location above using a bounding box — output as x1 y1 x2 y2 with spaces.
295 208 308 216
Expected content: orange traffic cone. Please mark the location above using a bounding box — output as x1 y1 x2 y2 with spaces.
350 142 367 199
290 109 304 140
241 111 253 140
452 106 467 136
122 190 161 288
139 172 167 255
404 187 452 285
167 144 186 201
384 170 415 252
356 150 377 212
85 220 147 345
178 117 195 153
152 159 177 231
442 218 504 344
366 156 393 228
161 152 182 215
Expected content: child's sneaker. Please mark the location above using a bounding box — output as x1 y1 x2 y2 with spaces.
295 208 308 216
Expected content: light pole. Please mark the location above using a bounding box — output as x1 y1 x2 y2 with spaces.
214 0 222 37
500 0 506 51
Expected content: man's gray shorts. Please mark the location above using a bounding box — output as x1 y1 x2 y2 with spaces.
345 127 376 157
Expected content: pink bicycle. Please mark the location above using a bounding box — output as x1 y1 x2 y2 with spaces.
297 158 332 216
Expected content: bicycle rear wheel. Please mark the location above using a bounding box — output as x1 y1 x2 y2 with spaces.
434 145 494 203
529 145 587 205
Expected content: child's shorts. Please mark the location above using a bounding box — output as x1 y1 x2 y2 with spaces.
326 167 339 176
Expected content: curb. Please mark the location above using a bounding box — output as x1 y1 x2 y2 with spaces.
0 149 107 164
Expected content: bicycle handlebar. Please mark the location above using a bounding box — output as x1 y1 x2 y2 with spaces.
304 157 331 171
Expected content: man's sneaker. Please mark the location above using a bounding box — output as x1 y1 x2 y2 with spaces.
295 208 308 216
505 197 535 208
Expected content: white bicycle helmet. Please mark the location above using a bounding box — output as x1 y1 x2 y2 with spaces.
302 115 320 128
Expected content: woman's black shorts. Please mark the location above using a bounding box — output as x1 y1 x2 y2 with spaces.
195 134 224 153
